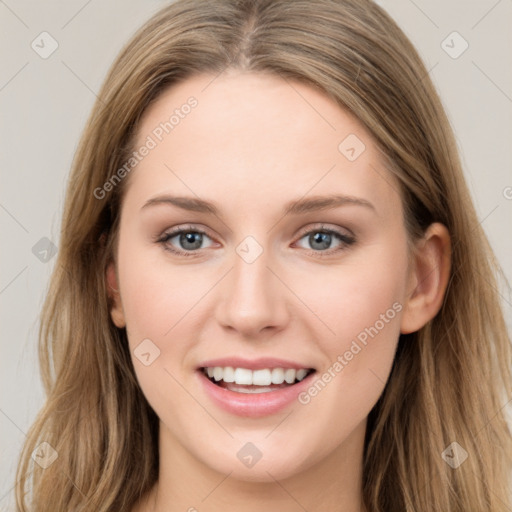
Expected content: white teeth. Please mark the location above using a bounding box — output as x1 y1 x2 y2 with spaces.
252 369 272 386
203 366 312 385
213 367 223 382
284 369 296 384
271 368 285 384
222 366 235 383
296 369 308 381
234 368 253 385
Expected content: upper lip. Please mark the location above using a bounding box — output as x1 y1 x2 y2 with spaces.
198 357 315 371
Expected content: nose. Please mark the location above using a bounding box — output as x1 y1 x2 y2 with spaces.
215 244 290 338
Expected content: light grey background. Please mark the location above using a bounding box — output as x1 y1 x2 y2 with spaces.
1 0 511 509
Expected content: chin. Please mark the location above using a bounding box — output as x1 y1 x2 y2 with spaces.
202 443 318 484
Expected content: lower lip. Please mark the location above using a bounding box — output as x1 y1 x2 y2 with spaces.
197 370 315 418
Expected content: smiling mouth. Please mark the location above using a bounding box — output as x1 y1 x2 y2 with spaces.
201 366 316 393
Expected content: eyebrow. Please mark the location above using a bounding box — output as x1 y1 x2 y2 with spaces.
141 194 376 216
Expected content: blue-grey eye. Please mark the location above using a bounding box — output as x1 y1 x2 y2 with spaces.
295 229 352 252
309 232 333 250
159 229 214 253
174 231 204 250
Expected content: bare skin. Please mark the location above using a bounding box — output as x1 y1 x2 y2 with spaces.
106 71 451 512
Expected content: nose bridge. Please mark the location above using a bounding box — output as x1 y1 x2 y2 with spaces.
216 235 288 335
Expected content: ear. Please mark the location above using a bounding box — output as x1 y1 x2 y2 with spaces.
400 222 451 334
106 261 126 328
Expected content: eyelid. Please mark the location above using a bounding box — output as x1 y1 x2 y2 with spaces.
299 222 353 236
157 223 216 240
294 222 354 240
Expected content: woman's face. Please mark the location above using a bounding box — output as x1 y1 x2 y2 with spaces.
108 71 414 481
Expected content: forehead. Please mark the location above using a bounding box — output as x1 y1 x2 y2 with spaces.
124 71 401 219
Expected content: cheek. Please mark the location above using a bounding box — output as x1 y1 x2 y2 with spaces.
115 238 222 395
299 244 407 345
115 243 197 413
116 240 201 344
295 241 408 404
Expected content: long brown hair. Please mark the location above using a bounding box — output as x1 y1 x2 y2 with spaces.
16 0 512 510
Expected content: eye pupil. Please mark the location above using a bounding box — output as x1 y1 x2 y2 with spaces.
180 232 203 250
310 232 331 250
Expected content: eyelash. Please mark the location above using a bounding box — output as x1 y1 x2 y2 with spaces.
155 224 356 258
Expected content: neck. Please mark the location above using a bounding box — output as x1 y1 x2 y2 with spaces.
137 418 368 512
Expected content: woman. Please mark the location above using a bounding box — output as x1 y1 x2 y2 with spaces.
15 0 512 510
